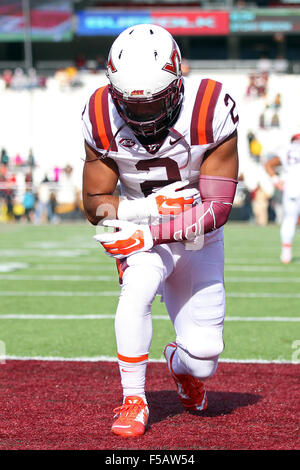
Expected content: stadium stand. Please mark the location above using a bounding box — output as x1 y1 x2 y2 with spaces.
1 66 299 224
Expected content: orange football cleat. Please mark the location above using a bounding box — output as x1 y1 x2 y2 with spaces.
111 396 149 437
164 342 208 411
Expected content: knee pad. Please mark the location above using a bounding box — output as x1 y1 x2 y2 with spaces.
176 346 219 380
177 327 224 360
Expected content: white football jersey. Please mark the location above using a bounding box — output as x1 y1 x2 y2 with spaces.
82 76 239 202
278 141 300 198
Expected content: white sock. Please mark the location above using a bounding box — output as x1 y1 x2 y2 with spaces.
118 358 148 403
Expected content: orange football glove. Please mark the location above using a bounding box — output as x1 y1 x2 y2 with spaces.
94 220 154 259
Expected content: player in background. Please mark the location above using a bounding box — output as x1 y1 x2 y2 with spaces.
265 133 300 264
82 24 239 437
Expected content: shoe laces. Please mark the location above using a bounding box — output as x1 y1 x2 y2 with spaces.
113 399 146 421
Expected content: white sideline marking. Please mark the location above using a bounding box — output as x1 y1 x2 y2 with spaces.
1 291 300 299
224 277 300 283
225 265 300 272
0 275 115 281
0 314 299 322
228 292 300 298
1 264 299 274
0 263 28 272
31 265 116 271
2 355 296 365
6 264 300 273
225 258 300 265
0 291 120 296
2 274 300 283
0 250 89 257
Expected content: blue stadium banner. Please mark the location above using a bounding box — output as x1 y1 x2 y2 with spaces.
76 11 152 36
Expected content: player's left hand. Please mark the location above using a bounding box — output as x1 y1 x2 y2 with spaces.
94 220 154 259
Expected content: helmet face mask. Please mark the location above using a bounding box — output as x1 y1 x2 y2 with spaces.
106 24 183 138
109 79 182 137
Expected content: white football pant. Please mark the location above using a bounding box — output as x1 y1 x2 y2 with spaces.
280 193 300 245
115 231 225 396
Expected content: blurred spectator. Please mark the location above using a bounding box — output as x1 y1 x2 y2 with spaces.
246 74 258 98
244 132 274 226
247 131 262 163
34 175 52 224
23 187 35 223
259 99 281 130
54 68 69 89
75 53 87 71
257 55 272 74
2 69 13 89
25 171 33 184
271 113 280 128
1 148 9 166
53 166 62 182
50 192 57 219
246 72 268 99
10 67 27 90
96 55 105 71
5 194 14 222
55 164 80 220
13 198 25 222
255 71 268 97
181 58 190 76
27 68 39 89
14 153 24 166
54 67 83 90
27 149 36 169
274 55 288 74
272 93 282 111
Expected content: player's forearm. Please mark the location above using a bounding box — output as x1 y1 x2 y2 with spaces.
150 175 237 244
83 194 120 226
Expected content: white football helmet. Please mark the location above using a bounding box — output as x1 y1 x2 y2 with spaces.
106 24 183 137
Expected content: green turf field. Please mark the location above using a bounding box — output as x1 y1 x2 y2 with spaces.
0 222 299 362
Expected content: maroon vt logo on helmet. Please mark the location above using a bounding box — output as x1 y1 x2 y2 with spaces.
162 41 182 77
107 54 117 73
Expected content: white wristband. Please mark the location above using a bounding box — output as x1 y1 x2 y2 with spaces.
272 175 279 184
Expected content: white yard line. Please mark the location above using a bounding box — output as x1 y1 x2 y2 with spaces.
0 275 116 281
225 265 300 272
0 250 90 257
2 274 300 282
0 314 299 322
4 264 299 273
225 258 300 265
2 355 296 364
225 277 300 283
1 291 300 298
29 265 116 271
0 291 120 296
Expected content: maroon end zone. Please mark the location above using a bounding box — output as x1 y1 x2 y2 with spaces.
0 360 299 450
